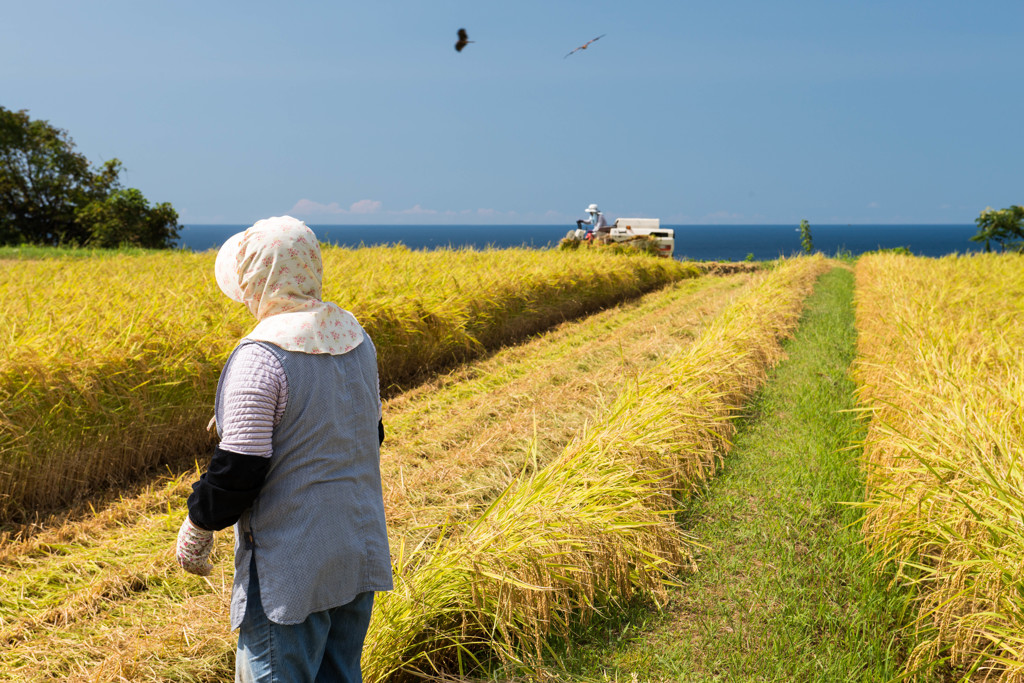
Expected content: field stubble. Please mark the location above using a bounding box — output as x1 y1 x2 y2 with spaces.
0 270 750 681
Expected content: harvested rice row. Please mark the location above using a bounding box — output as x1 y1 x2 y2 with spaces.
0 272 750 682
852 253 1024 682
364 255 828 681
0 246 696 522
380 274 752 542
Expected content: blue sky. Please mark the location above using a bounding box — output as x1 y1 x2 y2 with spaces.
2 1 1020 225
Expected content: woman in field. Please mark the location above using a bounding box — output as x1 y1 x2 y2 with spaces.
175 215 392 682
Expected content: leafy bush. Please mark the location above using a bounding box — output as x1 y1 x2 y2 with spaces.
971 205 1024 253
799 219 813 254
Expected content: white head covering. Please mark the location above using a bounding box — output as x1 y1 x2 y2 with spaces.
214 216 363 355
586 203 600 213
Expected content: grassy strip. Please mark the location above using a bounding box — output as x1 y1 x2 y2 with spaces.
0 246 698 523
0 273 749 681
853 253 1024 681
361 256 828 681
539 265 916 682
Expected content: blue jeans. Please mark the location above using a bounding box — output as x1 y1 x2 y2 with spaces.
236 555 375 683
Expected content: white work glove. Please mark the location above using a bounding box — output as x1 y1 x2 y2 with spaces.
176 515 214 576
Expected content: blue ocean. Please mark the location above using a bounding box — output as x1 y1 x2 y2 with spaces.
175 224 984 261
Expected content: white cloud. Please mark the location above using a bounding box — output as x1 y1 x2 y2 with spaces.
349 199 383 214
867 201 880 209
397 204 437 215
290 198 347 215
477 208 498 216
289 198 383 216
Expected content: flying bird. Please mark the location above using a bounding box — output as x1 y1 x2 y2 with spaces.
564 34 606 58
455 28 473 52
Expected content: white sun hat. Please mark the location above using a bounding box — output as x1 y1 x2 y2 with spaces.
213 216 364 355
214 231 246 302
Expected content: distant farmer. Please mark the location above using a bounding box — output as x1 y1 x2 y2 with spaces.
175 215 392 682
577 203 610 237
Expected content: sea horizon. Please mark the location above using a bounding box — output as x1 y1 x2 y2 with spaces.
175 223 985 261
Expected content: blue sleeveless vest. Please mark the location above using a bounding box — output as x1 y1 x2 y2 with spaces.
218 332 393 628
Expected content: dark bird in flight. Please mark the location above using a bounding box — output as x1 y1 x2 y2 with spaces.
564 34 606 58
455 28 473 52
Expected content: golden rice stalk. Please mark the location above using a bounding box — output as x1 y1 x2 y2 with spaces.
0 246 698 523
853 252 1024 681
363 256 828 681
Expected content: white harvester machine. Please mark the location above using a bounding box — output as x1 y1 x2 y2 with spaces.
605 218 674 258
567 218 675 258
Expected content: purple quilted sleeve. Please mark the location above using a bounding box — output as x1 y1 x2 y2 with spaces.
218 344 289 457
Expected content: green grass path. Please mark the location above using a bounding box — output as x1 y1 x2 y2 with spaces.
556 266 914 682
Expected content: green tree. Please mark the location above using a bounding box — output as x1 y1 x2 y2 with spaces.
77 188 181 248
0 106 180 248
970 205 1024 253
799 219 813 254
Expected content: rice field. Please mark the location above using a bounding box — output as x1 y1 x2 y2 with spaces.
853 252 1024 681
0 259 754 681
7 247 1018 682
0 245 696 524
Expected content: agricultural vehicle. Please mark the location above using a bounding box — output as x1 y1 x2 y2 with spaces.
565 218 675 258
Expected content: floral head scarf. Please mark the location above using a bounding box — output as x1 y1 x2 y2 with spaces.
214 216 363 355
